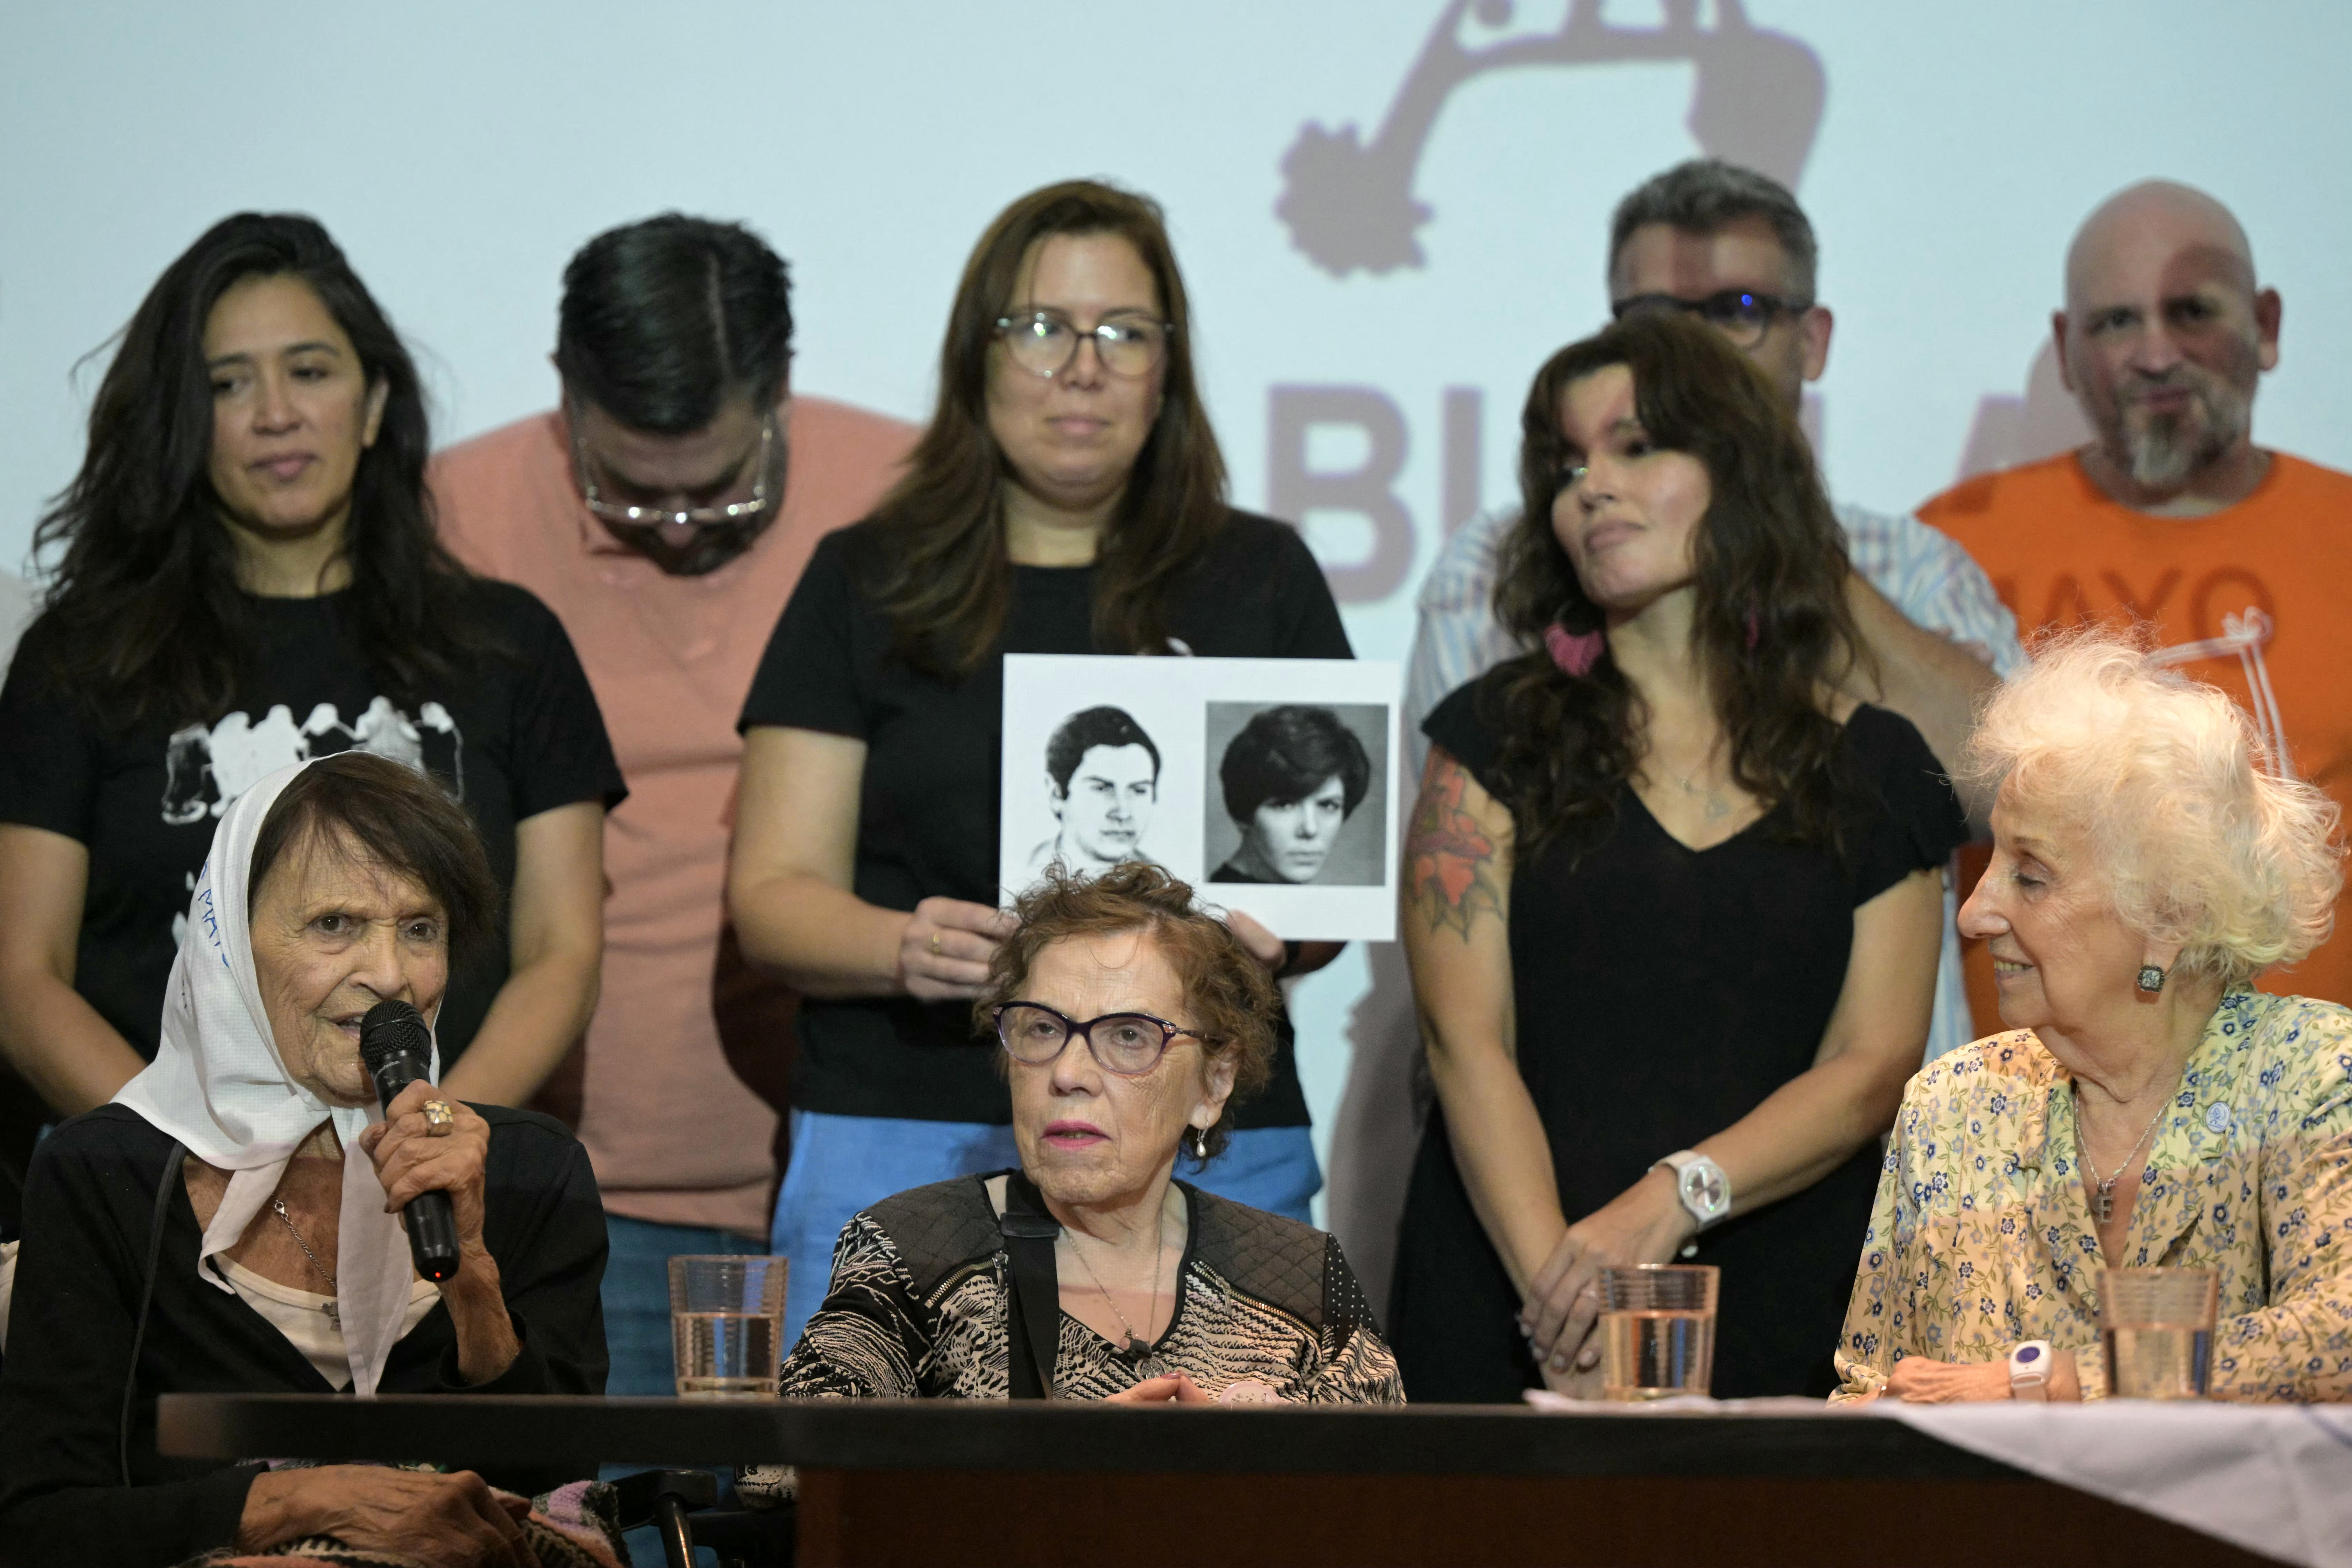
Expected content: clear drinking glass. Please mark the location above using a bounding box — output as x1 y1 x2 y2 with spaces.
669 1255 787 1398
1597 1263 1720 1400
2101 1266 2218 1399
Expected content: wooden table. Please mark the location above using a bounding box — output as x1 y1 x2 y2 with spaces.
157 1394 2281 1567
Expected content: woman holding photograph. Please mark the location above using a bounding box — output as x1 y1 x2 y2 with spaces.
730 179 1349 1340
1389 313 1967 1400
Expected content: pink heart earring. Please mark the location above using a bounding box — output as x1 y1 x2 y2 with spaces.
1545 623 1605 677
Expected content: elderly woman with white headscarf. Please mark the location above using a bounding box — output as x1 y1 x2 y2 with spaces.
0 753 608 1567
1833 631 2352 1404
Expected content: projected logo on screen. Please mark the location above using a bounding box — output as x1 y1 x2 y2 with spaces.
1277 0 1823 277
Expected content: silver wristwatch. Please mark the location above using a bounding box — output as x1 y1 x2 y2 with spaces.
1654 1150 1731 1229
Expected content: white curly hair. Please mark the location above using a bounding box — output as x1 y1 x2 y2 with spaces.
1965 629 2343 987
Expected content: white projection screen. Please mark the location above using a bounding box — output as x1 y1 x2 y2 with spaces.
6 1 2351 1296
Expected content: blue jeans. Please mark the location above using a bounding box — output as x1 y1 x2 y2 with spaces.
771 1111 1322 1346
598 1214 768 1397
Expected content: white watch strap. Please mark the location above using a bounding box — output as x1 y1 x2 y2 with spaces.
2009 1339 2052 1401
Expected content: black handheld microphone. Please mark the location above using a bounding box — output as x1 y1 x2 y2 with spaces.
359 998 462 1283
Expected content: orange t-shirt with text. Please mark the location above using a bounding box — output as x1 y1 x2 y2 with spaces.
1922 450 2352 1024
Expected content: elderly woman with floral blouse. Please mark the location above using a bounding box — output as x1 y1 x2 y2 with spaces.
1835 631 2352 1403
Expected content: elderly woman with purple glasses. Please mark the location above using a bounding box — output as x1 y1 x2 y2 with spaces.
770 865 1400 1405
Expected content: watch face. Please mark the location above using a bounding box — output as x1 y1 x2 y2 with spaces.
1682 1164 1728 1216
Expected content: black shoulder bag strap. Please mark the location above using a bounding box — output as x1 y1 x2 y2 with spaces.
122 1140 187 1487
998 1170 1062 1400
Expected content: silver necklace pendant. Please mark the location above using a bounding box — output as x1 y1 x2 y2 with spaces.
2074 1081 2172 1231
1130 1347 1166 1380
269 1196 339 1314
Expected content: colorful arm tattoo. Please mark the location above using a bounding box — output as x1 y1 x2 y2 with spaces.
1405 752 1506 942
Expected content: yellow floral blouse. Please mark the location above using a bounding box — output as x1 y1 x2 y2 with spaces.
1833 989 2352 1402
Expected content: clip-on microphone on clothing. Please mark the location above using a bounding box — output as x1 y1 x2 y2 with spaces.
359 999 462 1283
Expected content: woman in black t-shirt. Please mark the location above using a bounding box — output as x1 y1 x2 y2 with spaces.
0 215 622 1210
731 179 1349 1342
1390 315 1966 1400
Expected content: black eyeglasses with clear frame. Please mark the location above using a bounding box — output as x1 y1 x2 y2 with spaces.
1610 289 1814 350
993 310 1172 380
992 1001 1209 1077
570 413 778 530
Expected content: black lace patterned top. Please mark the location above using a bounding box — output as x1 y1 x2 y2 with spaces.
778 1172 1403 1403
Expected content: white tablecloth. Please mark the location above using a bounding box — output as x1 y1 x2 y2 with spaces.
1883 1402 2352 1568
1524 1391 2352 1566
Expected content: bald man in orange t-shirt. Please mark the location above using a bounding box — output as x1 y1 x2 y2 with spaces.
1922 181 2352 1020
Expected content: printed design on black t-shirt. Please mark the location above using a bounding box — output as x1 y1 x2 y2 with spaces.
161 697 465 824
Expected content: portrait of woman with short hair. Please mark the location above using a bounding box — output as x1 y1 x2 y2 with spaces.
1208 704 1378 886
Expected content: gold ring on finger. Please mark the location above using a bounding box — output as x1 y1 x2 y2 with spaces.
422 1098 458 1137
929 932 942 956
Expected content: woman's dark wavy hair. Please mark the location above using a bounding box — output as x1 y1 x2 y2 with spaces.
1485 312 1866 864
28 212 485 731
863 180 1228 677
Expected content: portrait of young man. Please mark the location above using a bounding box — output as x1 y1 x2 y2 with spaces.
1023 705 1164 883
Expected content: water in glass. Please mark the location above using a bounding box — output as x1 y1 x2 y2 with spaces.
2104 1323 2213 1400
668 1254 786 1398
2098 1266 2217 1399
1595 1263 1719 1400
672 1309 782 1398
1599 1308 1716 1400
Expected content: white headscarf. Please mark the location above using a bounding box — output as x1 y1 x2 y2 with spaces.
113 758 438 1396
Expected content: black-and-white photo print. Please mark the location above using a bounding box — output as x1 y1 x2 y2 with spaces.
1204 703 1388 887
1000 653 1400 940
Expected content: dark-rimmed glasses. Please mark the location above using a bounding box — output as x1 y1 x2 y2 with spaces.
571 415 777 530
994 310 1172 379
1611 289 1813 350
992 1001 1206 1076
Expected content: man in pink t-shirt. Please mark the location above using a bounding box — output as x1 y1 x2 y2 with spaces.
430 215 913 1393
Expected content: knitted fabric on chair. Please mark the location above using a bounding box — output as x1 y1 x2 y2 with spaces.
182 1474 626 1568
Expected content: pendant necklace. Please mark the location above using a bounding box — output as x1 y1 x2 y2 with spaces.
1661 743 1735 825
2074 1089 2172 1225
1069 1231 1167 1379
269 1197 340 1326
1672 770 1735 823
